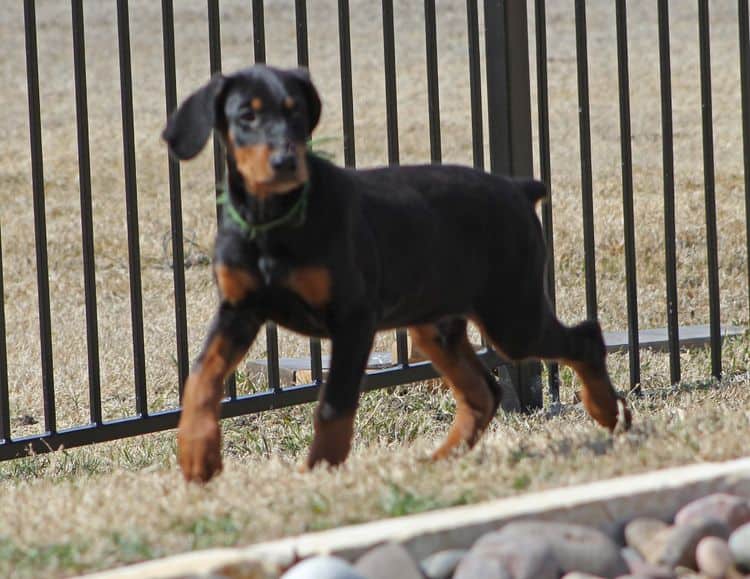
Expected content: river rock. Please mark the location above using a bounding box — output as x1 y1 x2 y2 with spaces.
625 518 669 558
620 547 675 578
695 536 732 578
281 556 365 579
354 542 423 579
453 553 511 579
675 494 750 532
644 517 729 569
729 521 750 570
490 520 627 577
420 549 467 579
471 535 560 579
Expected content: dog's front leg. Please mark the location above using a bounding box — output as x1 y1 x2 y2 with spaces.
178 302 262 483
306 310 375 469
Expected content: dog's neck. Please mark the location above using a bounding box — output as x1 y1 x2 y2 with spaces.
224 158 310 233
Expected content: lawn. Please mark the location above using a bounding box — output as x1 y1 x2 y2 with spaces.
2 341 750 578
0 0 749 577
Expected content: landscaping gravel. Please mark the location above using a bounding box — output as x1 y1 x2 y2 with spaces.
279 555 365 579
272 491 750 579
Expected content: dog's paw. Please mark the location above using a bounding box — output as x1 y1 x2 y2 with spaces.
305 436 351 470
177 414 223 483
304 409 355 470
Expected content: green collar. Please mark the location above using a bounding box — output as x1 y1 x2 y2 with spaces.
217 180 310 240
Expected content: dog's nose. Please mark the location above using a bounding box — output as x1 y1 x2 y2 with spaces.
270 151 297 173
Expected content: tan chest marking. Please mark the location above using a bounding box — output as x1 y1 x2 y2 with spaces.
285 266 331 308
215 265 259 304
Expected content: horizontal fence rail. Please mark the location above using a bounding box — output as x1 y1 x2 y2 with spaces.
0 349 506 460
0 0 747 460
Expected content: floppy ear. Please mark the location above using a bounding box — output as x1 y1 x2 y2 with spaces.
287 68 321 136
162 74 226 160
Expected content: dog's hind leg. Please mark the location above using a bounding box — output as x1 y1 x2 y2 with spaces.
474 305 630 431
410 318 502 460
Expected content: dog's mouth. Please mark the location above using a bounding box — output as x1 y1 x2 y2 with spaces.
229 139 309 200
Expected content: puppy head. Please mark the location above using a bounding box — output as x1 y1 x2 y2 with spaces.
163 66 321 199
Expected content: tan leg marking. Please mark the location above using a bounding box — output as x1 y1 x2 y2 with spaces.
285 266 331 308
178 335 246 483
471 315 631 432
410 324 497 460
563 359 630 431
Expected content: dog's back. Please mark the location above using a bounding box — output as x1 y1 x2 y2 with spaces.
328 160 549 326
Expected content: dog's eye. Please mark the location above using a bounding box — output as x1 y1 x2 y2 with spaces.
283 101 301 118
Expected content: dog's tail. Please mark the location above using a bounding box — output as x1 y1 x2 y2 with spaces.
516 178 547 207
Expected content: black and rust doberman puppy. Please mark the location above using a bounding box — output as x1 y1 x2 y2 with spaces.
163 65 631 483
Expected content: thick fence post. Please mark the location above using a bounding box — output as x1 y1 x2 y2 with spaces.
484 0 543 411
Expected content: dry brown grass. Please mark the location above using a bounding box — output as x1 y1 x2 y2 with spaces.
0 0 749 577
2 347 750 578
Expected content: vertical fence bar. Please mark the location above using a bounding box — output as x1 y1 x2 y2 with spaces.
251 0 281 392
485 0 534 177
740 0 750 322
534 0 559 401
467 0 487 351
383 0 399 167
466 0 484 170
207 0 225 217
295 0 321 384
698 0 722 379
308 338 323 385
308 347 323 385
381 0 409 365
0 228 9 441
24 0 56 432
658 0 681 385
266 324 281 391
71 0 103 422
161 0 190 399
574 0 597 320
615 0 641 391
116 0 148 415
206 0 238 398
484 0 541 410
252 0 265 64
424 0 441 163
295 0 309 67
338 0 356 167
484 0 509 175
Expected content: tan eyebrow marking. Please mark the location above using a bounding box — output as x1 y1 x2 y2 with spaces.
251 97 263 111
284 96 296 110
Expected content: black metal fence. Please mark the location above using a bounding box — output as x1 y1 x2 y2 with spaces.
0 0 748 460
